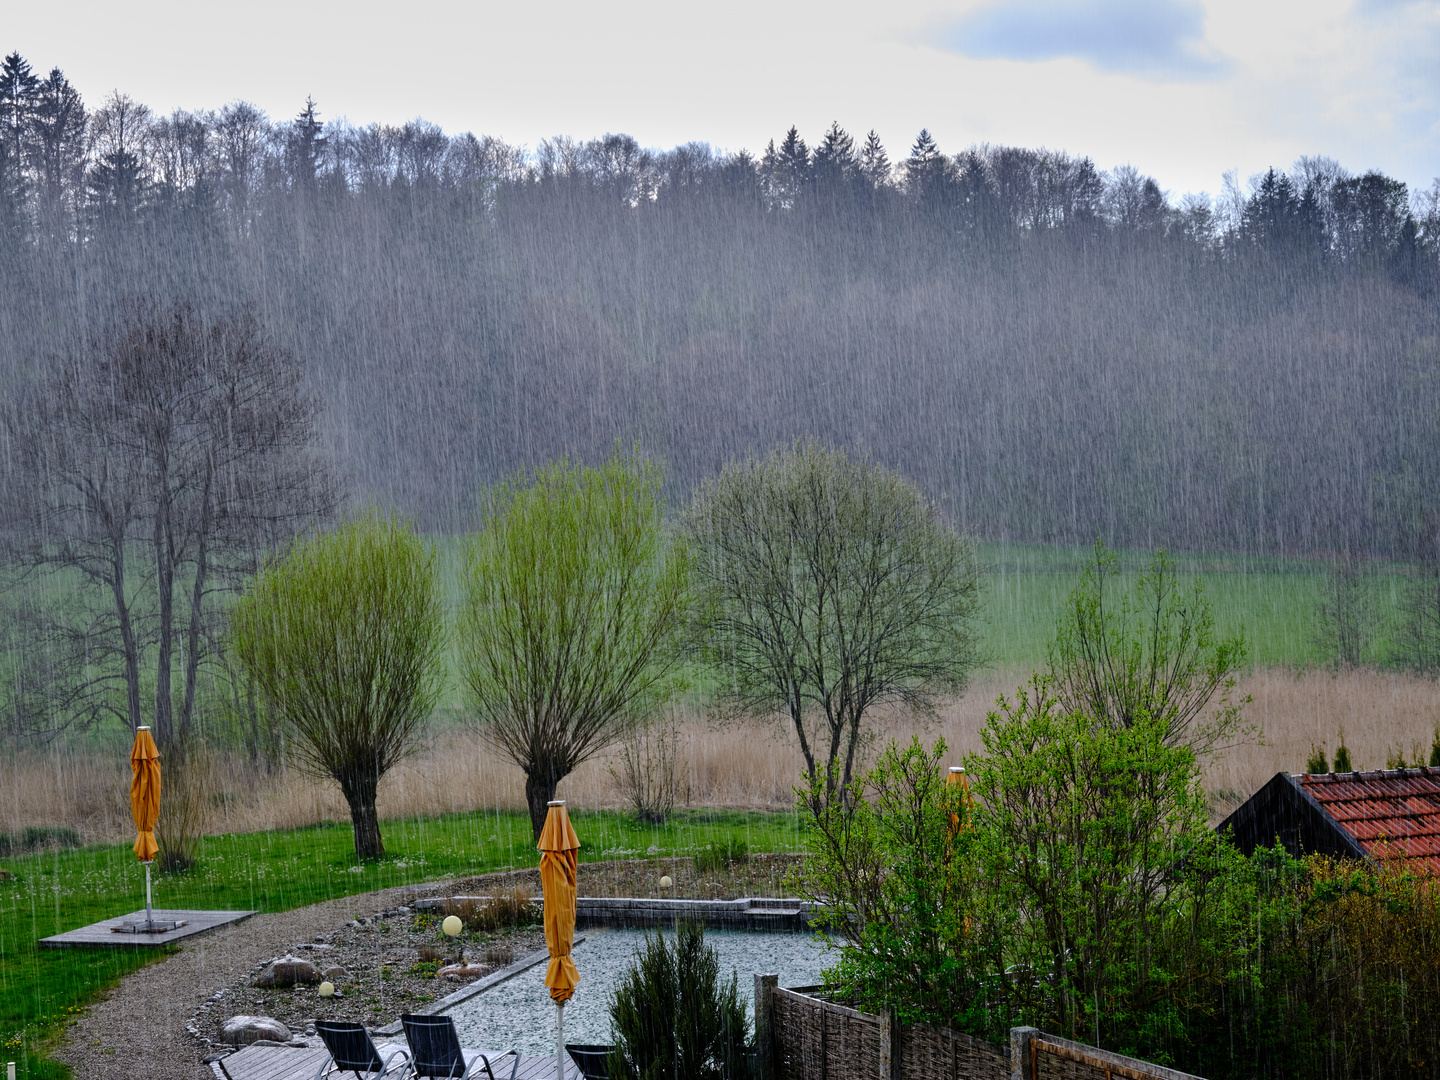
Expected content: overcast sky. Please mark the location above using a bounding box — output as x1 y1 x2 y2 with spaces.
8 0 1439 199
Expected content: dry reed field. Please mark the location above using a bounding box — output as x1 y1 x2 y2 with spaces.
4 666 1439 844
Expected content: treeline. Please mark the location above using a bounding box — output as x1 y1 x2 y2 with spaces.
3 51 1440 558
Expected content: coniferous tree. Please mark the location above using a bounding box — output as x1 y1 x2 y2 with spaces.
858 129 890 189
0 53 37 191
905 128 950 204
28 67 85 243
286 95 327 188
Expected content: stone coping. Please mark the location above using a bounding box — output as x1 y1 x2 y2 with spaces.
414 895 818 930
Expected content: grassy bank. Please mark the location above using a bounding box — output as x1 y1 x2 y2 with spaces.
0 807 800 1078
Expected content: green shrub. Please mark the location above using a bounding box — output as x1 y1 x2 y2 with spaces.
609 919 752 1080
694 838 748 874
798 737 986 1031
0 826 83 855
1307 744 1330 773
443 886 537 933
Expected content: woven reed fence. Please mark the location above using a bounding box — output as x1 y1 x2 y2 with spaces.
755 979 1205 1080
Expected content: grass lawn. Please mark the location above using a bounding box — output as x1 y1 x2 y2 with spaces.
0 807 801 1078
977 541 1407 669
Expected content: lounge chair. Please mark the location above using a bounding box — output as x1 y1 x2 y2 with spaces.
313 1020 413 1079
565 1044 613 1079
399 1013 519 1080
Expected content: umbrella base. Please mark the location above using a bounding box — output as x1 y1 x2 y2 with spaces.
112 918 188 934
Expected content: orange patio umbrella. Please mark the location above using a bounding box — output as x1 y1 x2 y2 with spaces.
130 726 162 930
539 800 580 1079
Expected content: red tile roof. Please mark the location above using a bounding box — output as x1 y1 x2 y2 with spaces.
1300 768 1440 874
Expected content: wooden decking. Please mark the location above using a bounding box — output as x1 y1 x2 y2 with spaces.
214 1043 582 1080
38 908 257 948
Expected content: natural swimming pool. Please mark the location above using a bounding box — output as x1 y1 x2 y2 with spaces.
445 927 832 1056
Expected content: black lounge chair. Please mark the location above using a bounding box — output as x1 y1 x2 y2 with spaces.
313 1020 413 1080
399 1013 519 1080
565 1044 613 1079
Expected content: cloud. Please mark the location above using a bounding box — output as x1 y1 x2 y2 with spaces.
934 0 1230 80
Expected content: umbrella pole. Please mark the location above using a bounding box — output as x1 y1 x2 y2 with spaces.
145 861 153 929
556 1000 564 1079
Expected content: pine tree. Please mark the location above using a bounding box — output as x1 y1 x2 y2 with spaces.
811 121 856 190
287 96 328 188
766 125 809 209
29 68 86 243
905 128 950 203
0 52 38 169
859 130 890 189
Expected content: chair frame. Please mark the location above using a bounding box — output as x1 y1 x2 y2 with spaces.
312 1020 413 1080
399 1012 519 1080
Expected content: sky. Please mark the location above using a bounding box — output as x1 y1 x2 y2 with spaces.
7 0 1439 200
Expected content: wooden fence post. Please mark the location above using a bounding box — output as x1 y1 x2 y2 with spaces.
1010 1027 1040 1080
755 973 779 1080
880 1009 899 1079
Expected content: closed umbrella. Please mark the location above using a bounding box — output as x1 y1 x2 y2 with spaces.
118 727 181 934
129 726 161 930
539 800 580 1079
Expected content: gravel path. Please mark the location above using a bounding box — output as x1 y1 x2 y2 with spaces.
53 878 462 1080
50 854 801 1079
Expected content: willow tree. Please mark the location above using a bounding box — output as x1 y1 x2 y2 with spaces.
684 439 983 813
230 510 445 858
460 451 691 839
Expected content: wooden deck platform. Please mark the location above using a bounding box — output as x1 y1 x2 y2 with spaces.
39 908 258 949
214 1042 582 1080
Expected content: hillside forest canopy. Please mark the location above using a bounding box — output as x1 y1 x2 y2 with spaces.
0 51 1438 561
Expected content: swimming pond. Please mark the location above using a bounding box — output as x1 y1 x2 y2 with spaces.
445 927 832 1056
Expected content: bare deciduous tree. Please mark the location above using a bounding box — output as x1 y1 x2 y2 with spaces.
684 439 984 813
1 296 338 748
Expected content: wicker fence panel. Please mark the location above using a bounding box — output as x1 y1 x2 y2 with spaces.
1034 1051 1106 1080
898 1021 1009 1080
770 986 884 1080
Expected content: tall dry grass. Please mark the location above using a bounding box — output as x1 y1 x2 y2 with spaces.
4 666 1438 844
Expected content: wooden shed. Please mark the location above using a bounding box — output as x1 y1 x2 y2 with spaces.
1218 767 1440 873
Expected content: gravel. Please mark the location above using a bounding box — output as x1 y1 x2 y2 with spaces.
52 877 466 1080
51 854 803 1079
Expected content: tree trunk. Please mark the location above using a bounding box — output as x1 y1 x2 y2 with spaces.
154 497 175 747
342 774 385 859
524 766 568 841
109 534 143 733
179 478 211 747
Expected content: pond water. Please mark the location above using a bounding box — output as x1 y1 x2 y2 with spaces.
445 927 831 1056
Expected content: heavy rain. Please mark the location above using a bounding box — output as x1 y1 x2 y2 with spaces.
0 23 1438 1080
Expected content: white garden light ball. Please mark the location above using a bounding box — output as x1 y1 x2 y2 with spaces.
442 915 463 937
318 981 335 997
659 875 673 889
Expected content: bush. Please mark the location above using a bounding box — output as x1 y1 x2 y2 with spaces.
0 827 82 855
694 838 748 875
609 919 752 1080
158 747 211 873
443 886 537 933
611 711 683 824
797 737 987 1032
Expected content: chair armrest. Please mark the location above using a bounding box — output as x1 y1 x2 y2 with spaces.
463 1049 519 1080
379 1046 413 1078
